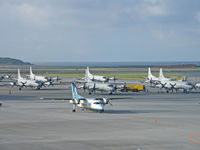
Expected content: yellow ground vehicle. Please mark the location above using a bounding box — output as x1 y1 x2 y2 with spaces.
118 84 145 92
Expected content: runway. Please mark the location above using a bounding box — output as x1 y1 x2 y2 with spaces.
0 85 200 150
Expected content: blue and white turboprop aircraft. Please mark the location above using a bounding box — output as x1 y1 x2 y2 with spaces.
41 82 117 113
70 82 112 112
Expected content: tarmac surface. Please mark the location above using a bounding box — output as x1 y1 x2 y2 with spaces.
0 85 200 150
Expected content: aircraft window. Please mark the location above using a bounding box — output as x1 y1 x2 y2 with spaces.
94 102 103 104
78 98 86 100
95 98 103 100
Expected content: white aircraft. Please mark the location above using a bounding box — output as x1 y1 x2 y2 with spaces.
158 68 174 81
78 68 117 94
85 67 116 82
156 79 195 93
10 68 42 90
30 66 48 82
147 67 194 92
0 75 12 81
41 82 113 113
80 81 116 95
29 66 60 86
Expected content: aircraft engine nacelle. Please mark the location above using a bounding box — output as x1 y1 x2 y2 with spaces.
69 100 74 104
74 99 80 104
10 82 14 86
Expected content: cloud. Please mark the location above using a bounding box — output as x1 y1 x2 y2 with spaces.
0 0 200 62
137 0 170 18
0 2 53 28
14 3 52 27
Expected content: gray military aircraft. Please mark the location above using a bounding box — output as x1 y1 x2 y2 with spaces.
10 68 42 90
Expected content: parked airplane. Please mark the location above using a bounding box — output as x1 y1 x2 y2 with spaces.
30 66 48 82
0 75 12 81
146 67 194 92
146 68 173 84
29 66 61 86
85 67 116 82
80 82 116 95
10 68 42 90
41 82 113 113
78 68 117 94
156 80 195 93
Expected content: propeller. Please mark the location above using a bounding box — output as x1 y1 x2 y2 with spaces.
113 75 117 82
108 99 113 106
83 83 86 93
56 76 59 82
123 82 127 92
170 83 176 93
49 81 54 86
10 82 17 87
160 82 167 88
93 83 96 93
113 85 118 93
40 82 46 87
103 98 113 106
20 81 27 87
109 75 117 82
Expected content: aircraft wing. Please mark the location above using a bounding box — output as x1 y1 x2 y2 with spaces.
40 97 72 100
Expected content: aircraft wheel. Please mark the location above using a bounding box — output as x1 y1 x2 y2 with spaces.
72 109 76 112
99 110 104 113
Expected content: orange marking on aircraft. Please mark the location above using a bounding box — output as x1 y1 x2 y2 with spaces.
154 120 158 123
178 134 184 137
188 132 200 144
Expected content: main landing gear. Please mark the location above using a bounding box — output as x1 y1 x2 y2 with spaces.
72 104 77 112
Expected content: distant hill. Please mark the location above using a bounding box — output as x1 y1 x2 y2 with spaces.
0 57 32 65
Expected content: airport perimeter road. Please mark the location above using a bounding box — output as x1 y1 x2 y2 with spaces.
0 87 200 150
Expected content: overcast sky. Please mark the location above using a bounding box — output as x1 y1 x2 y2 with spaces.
0 0 200 62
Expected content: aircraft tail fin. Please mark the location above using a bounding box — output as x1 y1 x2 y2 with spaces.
159 68 165 80
148 67 153 79
30 66 34 76
71 82 82 99
18 68 22 80
85 67 89 82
